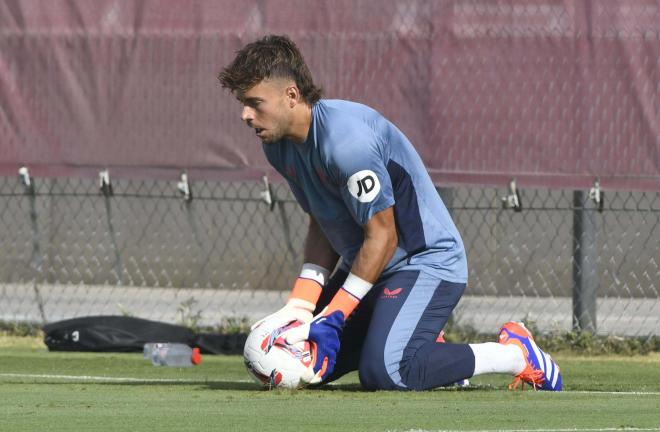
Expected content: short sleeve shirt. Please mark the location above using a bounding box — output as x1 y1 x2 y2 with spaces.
263 99 467 283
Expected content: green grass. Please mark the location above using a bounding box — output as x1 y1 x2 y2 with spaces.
1 337 659 432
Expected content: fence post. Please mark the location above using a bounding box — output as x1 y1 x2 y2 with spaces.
25 174 47 322
572 190 599 333
100 170 125 285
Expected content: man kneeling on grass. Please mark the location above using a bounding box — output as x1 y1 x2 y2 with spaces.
219 35 562 391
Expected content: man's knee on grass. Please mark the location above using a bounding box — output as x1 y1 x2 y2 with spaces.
358 342 475 391
357 351 405 391
357 355 436 391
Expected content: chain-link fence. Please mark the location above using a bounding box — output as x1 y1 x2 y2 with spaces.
1 176 657 336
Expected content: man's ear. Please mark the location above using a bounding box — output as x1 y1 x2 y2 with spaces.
286 85 301 108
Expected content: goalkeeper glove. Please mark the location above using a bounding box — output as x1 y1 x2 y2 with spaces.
250 264 329 332
250 297 315 332
285 273 372 384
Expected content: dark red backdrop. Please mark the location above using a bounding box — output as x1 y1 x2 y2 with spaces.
1 0 658 190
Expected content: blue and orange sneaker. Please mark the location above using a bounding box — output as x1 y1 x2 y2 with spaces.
498 321 562 391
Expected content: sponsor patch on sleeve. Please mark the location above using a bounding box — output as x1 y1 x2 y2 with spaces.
347 170 381 203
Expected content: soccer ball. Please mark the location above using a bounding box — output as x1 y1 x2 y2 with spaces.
243 319 315 389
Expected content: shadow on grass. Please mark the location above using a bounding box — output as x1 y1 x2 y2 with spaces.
101 381 497 392
202 382 367 391
309 382 498 392
105 380 262 390
3 379 498 392
207 382 498 392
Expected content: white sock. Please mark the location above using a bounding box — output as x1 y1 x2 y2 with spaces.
469 342 526 376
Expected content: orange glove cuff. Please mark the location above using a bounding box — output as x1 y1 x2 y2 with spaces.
289 277 323 305
325 288 360 319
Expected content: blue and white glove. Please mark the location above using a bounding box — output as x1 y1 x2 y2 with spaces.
285 274 372 384
284 308 346 384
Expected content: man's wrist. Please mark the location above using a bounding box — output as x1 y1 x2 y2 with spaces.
288 263 331 307
325 273 373 319
299 263 331 286
342 272 373 300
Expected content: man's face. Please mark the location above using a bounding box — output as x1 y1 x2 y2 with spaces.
238 79 292 144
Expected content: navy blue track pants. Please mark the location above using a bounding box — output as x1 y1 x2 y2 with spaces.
314 268 475 390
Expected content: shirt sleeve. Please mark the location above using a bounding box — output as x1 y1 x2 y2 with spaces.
330 134 394 226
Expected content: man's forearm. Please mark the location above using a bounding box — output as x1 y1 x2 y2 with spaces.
319 207 398 320
350 227 397 284
304 216 340 271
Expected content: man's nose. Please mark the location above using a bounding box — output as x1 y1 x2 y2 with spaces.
241 106 254 124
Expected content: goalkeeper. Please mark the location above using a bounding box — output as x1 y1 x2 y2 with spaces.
219 35 561 391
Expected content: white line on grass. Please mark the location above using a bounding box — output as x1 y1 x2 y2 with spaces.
0 373 254 384
2 374 660 396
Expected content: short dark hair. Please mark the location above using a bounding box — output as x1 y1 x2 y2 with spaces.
219 35 322 104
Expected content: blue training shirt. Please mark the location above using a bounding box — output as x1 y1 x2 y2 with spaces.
263 99 467 283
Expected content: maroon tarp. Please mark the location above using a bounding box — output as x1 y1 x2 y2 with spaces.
1 0 658 190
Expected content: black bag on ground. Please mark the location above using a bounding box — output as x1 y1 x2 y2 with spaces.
193 332 247 355
43 316 195 352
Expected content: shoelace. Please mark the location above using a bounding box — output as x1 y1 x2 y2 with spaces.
508 367 545 391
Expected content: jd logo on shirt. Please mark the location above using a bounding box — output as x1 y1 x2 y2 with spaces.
348 170 381 203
